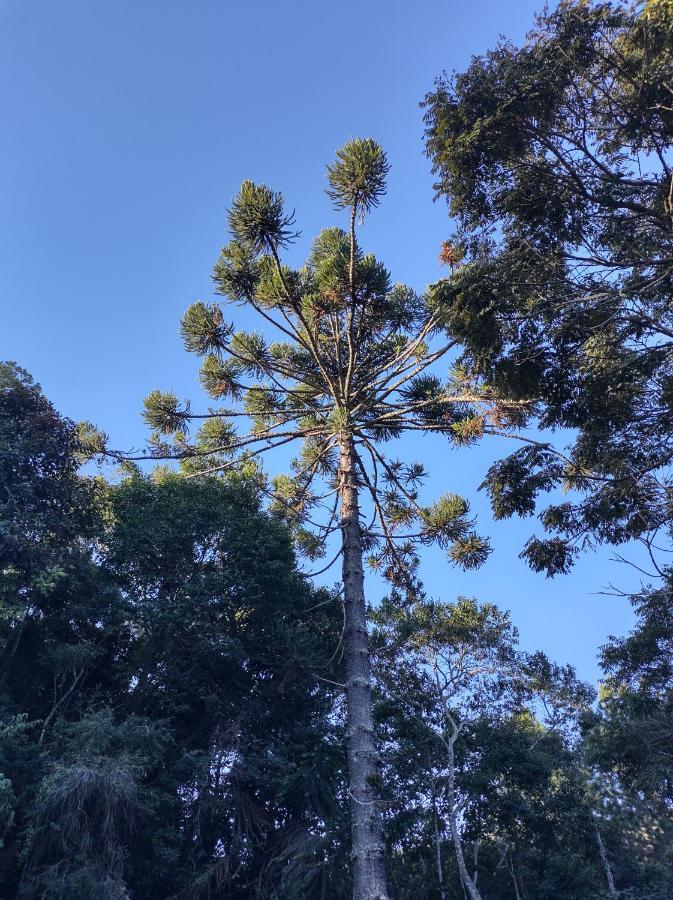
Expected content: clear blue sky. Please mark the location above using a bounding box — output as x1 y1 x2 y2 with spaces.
1 0 640 684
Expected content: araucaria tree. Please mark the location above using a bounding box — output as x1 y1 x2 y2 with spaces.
138 139 523 899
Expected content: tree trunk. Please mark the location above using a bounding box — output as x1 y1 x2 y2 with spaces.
430 781 447 900
594 820 619 900
433 663 482 900
339 434 389 900
445 733 482 900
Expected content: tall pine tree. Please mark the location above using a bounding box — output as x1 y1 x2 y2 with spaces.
133 139 525 899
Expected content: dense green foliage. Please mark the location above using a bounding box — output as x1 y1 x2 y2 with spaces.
423 1 673 897
423 0 673 577
2 361 672 897
0 363 347 898
3 1 673 897
138 138 535 899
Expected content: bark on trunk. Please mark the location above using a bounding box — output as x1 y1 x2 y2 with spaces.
434 663 482 900
431 782 447 900
594 820 619 900
446 732 482 900
339 434 389 900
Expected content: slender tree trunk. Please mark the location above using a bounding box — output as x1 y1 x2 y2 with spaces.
339 434 389 900
594 820 619 900
433 663 482 900
430 781 447 900
445 734 482 900
507 857 522 900
38 669 86 746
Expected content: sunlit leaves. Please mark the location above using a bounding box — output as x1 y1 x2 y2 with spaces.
196 417 237 453
75 421 108 460
230 331 269 376
244 386 284 433
310 226 350 265
420 493 471 543
450 413 485 445
254 256 299 308
309 228 351 295
419 494 492 570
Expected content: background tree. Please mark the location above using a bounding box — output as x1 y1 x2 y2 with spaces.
422 2 673 895
375 597 520 900
134 138 528 899
4 351 671 895
101 471 346 899
0 364 346 898
583 576 673 899
423 0 673 578
0 362 133 896
371 596 609 900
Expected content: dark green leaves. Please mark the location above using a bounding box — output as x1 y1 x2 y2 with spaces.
424 0 673 577
448 534 492 570
199 354 242 399
482 446 563 520
520 536 578 578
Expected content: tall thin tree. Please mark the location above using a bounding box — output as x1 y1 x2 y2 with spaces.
131 139 524 900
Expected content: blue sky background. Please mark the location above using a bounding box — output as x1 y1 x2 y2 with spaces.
1 0 642 684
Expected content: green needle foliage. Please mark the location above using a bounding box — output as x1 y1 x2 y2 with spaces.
326 138 390 215
135 137 534 899
137 139 532 583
